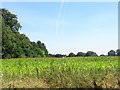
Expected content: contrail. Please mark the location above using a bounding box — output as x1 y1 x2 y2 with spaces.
56 0 64 36
61 14 64 34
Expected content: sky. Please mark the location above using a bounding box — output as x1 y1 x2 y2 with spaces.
2 2 118 55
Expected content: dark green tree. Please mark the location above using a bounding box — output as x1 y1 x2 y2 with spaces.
85 51 98 56
108 50 116 56
100 54 105 56
1 8 48 59
116 49 120 56
37 41 48 56
1 9 21 32
68 52 76 57
76 52 86 57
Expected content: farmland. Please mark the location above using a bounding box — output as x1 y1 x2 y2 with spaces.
2 56 119 88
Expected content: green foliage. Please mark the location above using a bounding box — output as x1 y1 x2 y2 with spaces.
48 54 67 57
2 57 119 88
1 9 21 32
100 54 105 56
76 52 86 57
68 52 76 57
86 51 98 56
1 8 48 58
108 50 116 56
116 49 120 56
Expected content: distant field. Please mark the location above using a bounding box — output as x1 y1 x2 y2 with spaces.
2 57 119 88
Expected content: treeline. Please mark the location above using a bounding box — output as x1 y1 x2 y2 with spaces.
49 49 120 58
1 9 120 59
1 9 48 59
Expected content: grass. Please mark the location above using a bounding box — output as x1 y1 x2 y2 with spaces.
2 56 119 88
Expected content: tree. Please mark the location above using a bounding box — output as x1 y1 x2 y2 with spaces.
68 52 76 57
55 54 66 58
76 52 86 57
2 20 17 58
85 51 98 56
1 9 22 32
37 41 48 56
100 54 105 56
116 49 120 56
108 50 116 56
2 8 49 59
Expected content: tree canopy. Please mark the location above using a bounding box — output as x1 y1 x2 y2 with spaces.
1 9 21 32
108 50 116 56
116 49 120 56
68 52 76 57
1 8 120 59
1 8 48 59
85 51 98 56
76 52 86 57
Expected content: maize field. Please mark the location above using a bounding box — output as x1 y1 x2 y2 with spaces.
1 56 120 88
